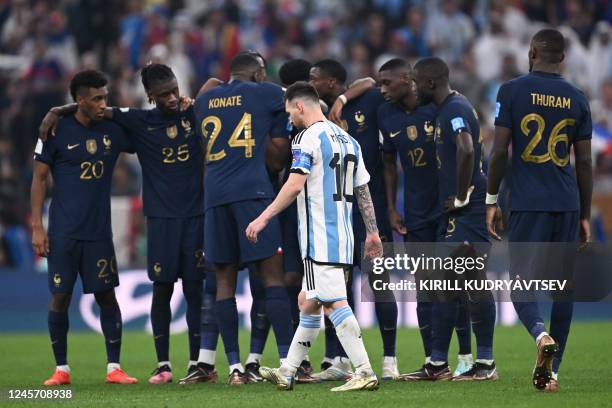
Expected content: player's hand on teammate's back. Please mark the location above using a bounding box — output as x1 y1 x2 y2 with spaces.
246 216 269 244
363 233 383 260
179 95 193 111
388 209 407 235
31 225 50 257
39 111 60 141
328 98 344 125
578 218 591 251
486 204 504 241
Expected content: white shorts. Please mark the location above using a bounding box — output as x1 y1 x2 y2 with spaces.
302 259 349 302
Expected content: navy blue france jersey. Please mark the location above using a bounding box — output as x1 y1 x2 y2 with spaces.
34 116 133 240
435 92 486 209
111 106 204 217
194 80 290 210
495 71 592 212
340 88 387 209
379 102 440 230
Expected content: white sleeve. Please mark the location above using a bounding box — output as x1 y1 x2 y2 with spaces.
354 146 370 188
290 129 318 174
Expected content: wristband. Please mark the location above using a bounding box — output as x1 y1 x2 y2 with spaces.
485 193 498 205
338 94 347 105
454 187 473 209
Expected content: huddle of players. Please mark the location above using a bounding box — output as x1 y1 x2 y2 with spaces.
32 27 591 394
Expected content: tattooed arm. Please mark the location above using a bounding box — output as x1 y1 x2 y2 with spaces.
355 184 383 259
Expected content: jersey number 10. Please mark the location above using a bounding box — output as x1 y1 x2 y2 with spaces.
329 153 356 202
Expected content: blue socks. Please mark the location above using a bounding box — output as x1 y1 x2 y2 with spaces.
182 280 203 361
550 302 573 373
249 272 270 355
513 301 546 340
469 300 496 361
375 301 398 357
100 305 122 363
417 301 432 358
216 297 240 365
264 286 293 359
430 302 457 362
48 311 69 365
456 301 472 355
151 282 173 363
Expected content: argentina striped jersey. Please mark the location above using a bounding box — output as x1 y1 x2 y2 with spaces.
290 120 370 265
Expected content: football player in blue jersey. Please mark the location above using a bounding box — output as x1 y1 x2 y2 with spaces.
32 70 138 386
374 58 473 378
39 64 207 384
194 53 294 385
486 28 592 392
412 57 497 381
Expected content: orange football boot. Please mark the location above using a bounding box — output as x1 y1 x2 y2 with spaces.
43 369 71 386
106 368 139 384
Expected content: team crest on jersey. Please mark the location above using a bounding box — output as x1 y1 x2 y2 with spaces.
86 139 97 154
103 135 112 154
53 274 61 287
407 125 418 141
181 117 193 137
424 121 435 140
166 125 178 139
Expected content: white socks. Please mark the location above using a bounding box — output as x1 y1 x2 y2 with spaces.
280 313 321 377
198 349 216 365
329 306 373 376
57 365 70 373
229 363 244 374
107 363 120 374
246 353 262 366
158 361 171 369
536 331 549 344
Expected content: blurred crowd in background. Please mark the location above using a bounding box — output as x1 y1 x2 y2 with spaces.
0 0 611 267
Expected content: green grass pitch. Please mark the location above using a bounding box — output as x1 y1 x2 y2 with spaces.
1 323 611 407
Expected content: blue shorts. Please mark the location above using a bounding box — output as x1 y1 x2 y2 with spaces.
48 236 118 294
404 221 438 243
509 211 579 243
439 206 490 244
508 212 579 292
353 203 393 265
280 202 303 274
205 199 282 264
147 216 205 282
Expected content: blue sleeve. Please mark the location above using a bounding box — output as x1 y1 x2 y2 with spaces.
266 83 291 138
576 94 592 141
494 82 513 129
447 106 473 136
33 137 56 165
111 107 144 132
115 125 136 153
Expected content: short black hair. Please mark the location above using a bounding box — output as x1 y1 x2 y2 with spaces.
69 70 108 101
531 28 565 63
285 81 320 104
239 50 267 68
312 59 347 83
414 57 449 80
379 58 411 73
279 59 312 86
230 53 261 74
140 63 175 91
